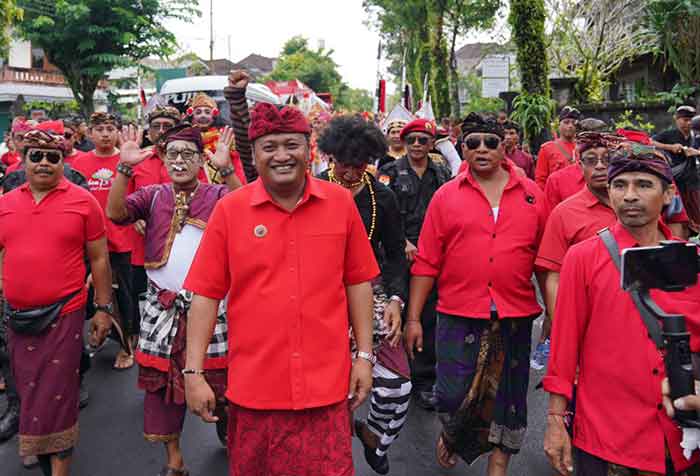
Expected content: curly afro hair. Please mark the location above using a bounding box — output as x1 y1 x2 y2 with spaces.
317 115 387 167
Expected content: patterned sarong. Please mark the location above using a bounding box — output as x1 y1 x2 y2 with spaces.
136 281 227 372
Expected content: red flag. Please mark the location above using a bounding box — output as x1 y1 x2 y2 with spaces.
378 79 386 114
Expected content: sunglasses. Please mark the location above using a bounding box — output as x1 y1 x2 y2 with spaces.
465 134 501 150
28 150 62 164
406 135 430 146
580 155 609 167
64 132 74 139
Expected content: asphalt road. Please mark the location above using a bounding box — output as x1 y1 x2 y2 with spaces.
0 317 552 476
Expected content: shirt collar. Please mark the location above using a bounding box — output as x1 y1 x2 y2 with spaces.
459 158 522 191
20 176 71 193
250 173 327 207
580 186 610 209
610 220 674 250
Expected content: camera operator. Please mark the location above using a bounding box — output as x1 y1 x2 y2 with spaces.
543 146 700 476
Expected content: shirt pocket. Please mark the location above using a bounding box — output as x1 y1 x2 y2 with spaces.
301 231 346 281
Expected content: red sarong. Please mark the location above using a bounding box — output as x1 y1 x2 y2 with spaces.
227 400 353 476
9 309 84 456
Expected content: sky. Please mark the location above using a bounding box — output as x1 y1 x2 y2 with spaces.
168 0 384 91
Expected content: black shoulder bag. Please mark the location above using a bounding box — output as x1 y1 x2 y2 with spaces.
5 290 81 335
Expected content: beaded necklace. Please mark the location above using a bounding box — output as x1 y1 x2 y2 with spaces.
328 168 377 241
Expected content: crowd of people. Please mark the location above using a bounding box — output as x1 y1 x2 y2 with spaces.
0 69 699 476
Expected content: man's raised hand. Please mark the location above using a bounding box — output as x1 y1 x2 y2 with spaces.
119 125 151 166
228 70 251 90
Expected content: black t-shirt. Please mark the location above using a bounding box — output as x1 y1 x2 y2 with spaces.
653 128 691 166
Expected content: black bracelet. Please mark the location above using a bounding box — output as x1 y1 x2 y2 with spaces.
116 162 134 177
218 166 235 178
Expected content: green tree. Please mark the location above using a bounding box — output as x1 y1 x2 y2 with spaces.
646 0 700 104
428 0 450 119
509 0 552 149
0 0 22 56
335 87 374 112
267 36 343 94
14 0 199 117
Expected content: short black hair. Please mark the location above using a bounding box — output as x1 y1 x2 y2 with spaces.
317 115 387 167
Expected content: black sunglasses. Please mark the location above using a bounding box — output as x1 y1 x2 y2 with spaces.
465 135 501 150
28 150 62 165
64 132 74 139
406 135 430 145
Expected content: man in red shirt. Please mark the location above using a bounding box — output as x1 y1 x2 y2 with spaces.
183 101 379 476
535 106 580 189
543 147 700 475
405 113 548 474
0 129 113 476
72 112 137 370
1 120 31 169
503 120 534 179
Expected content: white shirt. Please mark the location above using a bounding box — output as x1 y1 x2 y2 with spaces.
147 224 203 292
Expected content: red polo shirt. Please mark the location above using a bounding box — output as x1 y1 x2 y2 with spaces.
72 150 134 253
543 164 584 212
412 161 548 318
505 147 534 179
131 150 171 266
1 151 20 168
543 222 700 473
183 176 379 410
535 139 576 189
536 187 614 273
0 178 106 314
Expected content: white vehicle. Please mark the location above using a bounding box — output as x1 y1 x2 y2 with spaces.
157 75 281 124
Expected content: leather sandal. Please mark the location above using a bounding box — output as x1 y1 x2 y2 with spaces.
158 466 189 476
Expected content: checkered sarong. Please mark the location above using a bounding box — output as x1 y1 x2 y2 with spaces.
138 282 227 362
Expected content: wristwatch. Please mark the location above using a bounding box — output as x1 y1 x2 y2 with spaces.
356 351 376 366
116 162 134 177
218 166 235 178
94 302 115 316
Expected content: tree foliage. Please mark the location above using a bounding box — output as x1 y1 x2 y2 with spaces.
0 0 22 57
364 0 500 118
646 0 700 96
509 0 551 148
14 0 200 117
547 0 656 103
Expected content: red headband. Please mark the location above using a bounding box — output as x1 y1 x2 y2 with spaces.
249 103 311 142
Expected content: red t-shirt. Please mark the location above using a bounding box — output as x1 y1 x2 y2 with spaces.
536 187 614 273
1 151 20 168
544 222 700 473
543 164 584 212
505 148 534 179
72 150 134 253
0 178 106 313
5 160 21 175
130 149 171 266
412 161 548 318
183 176 379 410
535 139 576 189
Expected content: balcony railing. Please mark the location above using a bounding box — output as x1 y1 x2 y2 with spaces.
1 66 66 85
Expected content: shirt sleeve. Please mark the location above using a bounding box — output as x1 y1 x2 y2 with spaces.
535 145 550 190
343 194 380 286
183 200 231 299
115 185 157 225
542 243 591 400
535 208 567 272
84 193 107 242
411 189 445 277
543 173 560 213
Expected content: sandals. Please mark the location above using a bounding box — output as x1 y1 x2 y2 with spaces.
354 419 389 475
113 349 134 370
158 466 189 476
436 434 458 469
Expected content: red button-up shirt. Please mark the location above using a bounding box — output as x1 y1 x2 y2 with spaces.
0 178 105 314
536 187 614 273
412 161 548 318
183 176 379 410
535 139 576 189
543 164 584 213
543 222 700 473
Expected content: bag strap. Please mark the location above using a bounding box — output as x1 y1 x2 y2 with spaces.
553 140 573 163
597 228 665 349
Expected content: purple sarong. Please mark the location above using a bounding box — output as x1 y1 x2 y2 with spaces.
9 308 85 456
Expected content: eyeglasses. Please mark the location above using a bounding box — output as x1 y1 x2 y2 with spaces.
151 123 174 132
28 150 62 164
580 155 609 167
465 134 501 150
165 148 198 161
406 135 430 146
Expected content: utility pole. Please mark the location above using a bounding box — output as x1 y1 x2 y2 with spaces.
209 0 214 62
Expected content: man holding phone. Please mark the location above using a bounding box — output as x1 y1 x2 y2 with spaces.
543 146 700 475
